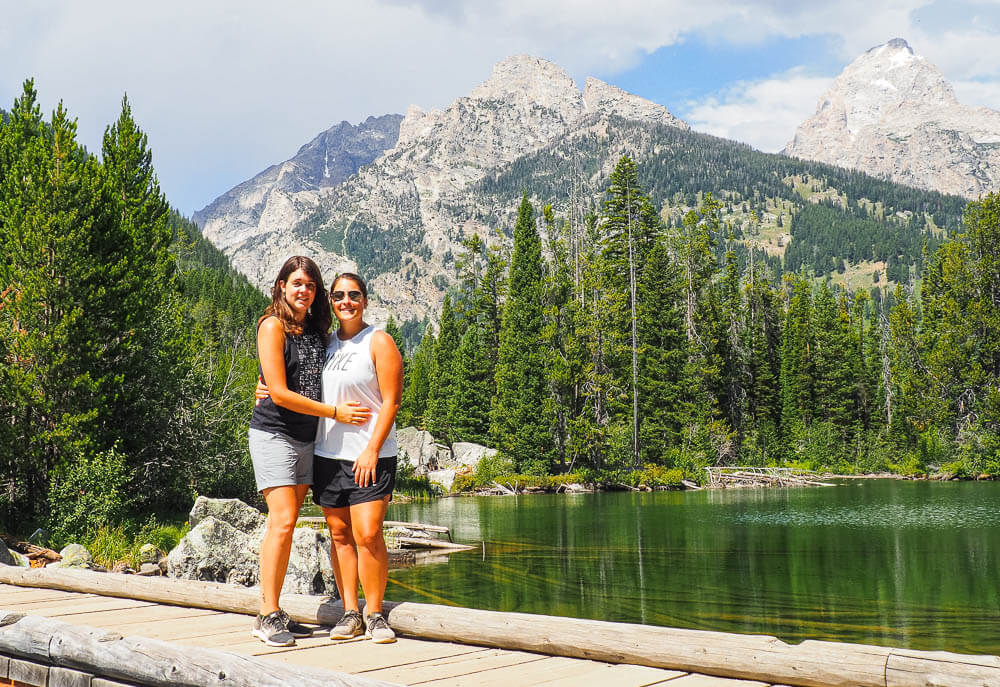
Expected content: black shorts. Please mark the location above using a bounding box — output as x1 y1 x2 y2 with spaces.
312 455 397 509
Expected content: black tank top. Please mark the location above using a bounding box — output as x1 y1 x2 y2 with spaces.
250 319 326 442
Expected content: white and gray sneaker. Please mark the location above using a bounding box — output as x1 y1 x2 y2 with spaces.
365 612 396 644
329 609 365 640
252 610 296 647
278 609 314 638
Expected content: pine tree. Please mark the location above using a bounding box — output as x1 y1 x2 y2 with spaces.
398 327 434 429
425 294 460 442
0 83 123 521
492 194 553 473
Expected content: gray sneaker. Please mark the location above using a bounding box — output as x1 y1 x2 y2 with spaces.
278 609 314 638
365 612 396 644
252 611 295 647
329 609 365 640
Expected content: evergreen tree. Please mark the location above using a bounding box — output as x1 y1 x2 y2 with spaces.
398 327 434 429
425 294 460 442
492 194 553 473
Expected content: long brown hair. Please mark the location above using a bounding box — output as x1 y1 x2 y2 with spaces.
260 256 332 342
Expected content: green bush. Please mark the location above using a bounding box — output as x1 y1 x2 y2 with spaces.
48 445 131 543
394 460 437 497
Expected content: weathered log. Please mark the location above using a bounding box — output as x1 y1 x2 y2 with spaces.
0 611 396 687
393 537 474 551
3 567 999 687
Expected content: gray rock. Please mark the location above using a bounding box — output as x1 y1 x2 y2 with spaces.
0 539 14 566
189 495 266 536
283 527 336 596
167 516 259 587
397 427 450 470
138 543 163 565
55 544 94 569
447 442 497 470
167 508 336 596
428 468 458 492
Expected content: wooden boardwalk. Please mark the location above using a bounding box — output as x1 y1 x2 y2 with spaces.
0 584 771 686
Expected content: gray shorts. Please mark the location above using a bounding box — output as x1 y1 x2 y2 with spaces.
248 428 314 492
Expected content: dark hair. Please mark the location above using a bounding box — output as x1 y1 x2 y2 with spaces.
260 256 332 343
330 272 368 299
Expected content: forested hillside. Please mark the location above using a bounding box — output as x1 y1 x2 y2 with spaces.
403 155 1000 484
458 116 965 293
0 81 266 538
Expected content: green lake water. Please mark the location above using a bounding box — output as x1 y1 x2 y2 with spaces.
382 480 1000 654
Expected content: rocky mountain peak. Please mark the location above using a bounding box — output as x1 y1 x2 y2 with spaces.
583 77 689 129
195 54 691 320
783 39 1000 199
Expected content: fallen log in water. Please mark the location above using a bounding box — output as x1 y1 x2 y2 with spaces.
1 566 998 687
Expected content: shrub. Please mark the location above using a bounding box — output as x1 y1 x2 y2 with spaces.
48 445 131 543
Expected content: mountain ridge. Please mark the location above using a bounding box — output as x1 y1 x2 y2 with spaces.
783 38 1000 199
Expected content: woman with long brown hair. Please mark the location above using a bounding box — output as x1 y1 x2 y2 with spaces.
248 256 370 646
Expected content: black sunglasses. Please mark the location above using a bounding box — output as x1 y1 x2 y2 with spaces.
331 290 363 302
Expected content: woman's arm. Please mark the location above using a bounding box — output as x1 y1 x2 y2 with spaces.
352 330 404 486
257 317 346 419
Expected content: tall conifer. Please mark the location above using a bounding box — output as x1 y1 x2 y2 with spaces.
492 194 552 473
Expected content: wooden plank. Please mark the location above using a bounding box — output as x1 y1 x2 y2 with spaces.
416 655 687 687
5 569 1000 687
8 597 154 618
661 675 770 686
886 648 1000 687
268 638 488 674
8 658 47 686
360 647 548 685
49 666 94 687
525 661 689 687
0 612 401 687
45 604 221 630
92 680 139 687
0 654 8 679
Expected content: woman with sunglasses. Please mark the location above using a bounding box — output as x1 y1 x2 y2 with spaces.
249 257 371 647
314 273 403 644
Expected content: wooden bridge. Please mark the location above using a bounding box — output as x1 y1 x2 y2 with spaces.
1 567 998 687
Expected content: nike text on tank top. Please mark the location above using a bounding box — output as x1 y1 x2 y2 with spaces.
250 320 325 443
314 325 397 462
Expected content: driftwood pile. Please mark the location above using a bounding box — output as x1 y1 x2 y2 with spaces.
704 466 836 488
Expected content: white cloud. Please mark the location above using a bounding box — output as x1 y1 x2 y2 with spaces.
683 72 831 153
3 0 999 213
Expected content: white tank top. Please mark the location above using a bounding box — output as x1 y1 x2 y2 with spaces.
314 325 397 462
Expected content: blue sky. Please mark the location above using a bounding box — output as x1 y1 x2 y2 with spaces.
3 1 1000 215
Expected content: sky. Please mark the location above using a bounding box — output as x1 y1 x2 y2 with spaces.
3 0 1000 216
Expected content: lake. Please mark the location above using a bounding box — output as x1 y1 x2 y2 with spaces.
383 479 1000 654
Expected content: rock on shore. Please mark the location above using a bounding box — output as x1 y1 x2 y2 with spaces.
167 496 336 596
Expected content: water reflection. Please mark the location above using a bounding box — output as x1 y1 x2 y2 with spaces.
385 480 1000 654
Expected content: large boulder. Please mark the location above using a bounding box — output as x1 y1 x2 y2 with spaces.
168 498 337 596
397 427 450 469
167 517 259 587
189 495 266 536
447 442 497 470
427 468 458 492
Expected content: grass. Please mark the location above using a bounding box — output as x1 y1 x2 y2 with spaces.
73 519 189 569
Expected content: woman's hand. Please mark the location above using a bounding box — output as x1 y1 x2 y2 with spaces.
336 401 371 424
353 447 379 487
255 377 269 405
